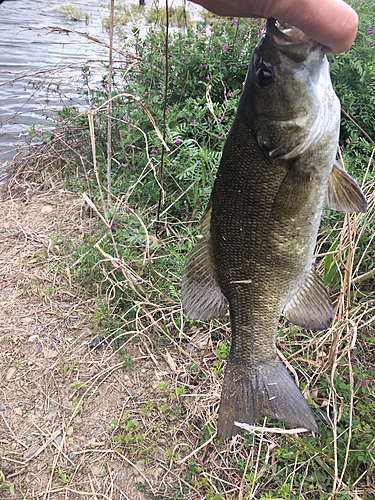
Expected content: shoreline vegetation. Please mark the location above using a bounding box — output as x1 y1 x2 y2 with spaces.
1 0 375 498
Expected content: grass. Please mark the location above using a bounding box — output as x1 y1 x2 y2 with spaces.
3 1 375 498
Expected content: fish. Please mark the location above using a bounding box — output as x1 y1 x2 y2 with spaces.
181 18 368 440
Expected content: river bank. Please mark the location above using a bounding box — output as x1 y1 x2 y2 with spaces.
1 2 375 498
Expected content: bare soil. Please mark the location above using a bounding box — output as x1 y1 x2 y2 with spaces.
0 188 229 500
0 189 164 499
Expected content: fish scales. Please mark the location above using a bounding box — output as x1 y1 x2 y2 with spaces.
181 19 368 439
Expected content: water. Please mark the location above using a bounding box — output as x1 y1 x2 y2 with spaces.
0 0 203 165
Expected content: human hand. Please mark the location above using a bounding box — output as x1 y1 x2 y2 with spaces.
190 0 358 54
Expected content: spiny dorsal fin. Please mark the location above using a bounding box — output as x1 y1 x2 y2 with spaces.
325 161 368 213
181 208 228 320
283 266 333 330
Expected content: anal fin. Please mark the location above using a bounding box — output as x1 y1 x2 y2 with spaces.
325 161 368 213
181 208 228 320
284 266 332 330
217 357 318 440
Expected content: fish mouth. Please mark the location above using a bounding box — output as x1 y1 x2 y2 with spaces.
266 18 322 51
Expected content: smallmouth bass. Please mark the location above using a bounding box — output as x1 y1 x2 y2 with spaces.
182 19 368 439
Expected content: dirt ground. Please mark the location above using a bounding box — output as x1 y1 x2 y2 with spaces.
0 189 170 499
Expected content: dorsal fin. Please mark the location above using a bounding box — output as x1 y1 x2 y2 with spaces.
325 161 368 213
284 266 333 330
181 208 228 320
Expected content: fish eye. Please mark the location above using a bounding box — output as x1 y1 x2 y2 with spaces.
256 64 274 88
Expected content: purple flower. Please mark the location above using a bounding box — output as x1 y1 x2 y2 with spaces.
159 95 163 99
173 162 177 168
121 163 125 167
81 153 84 157
182 56 186 61
206 75 209 80
362 381 366 386
166 109 170 113
159 85 162 89
138 106 142 110
371 82 375 85
228 92 232 97
58 119 62 123
175 138 181 144
220 134 224 140
232 19 238 26
145 92 148 96
192 120 196 124
350 488 354 492
346 138 350 144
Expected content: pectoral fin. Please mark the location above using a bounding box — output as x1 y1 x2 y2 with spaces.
181 208 228 320
272 162 313 214
325 161 368 213
284 266 332 330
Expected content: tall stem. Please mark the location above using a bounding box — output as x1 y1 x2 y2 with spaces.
107 0 115 209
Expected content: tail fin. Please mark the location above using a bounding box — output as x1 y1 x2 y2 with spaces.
217 357 318 439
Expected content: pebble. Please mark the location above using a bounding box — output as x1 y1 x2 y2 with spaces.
5 367 17 381
67 426 74 436
0 402 5 411
185 343 194 351
58 302 72 311
91 464 103 476
14 408 22 416
41 205 54 213
21 317 34 325
35 410 42 418
45 409 57 420
74 415 82 424
89 336 101 349
135 461 144 472
119 471 127 479
55 435 63 446
28 335 38 342
151 467 164 483
23 444 40 459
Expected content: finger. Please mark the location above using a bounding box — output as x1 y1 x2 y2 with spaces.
271 0 358 54
190 0 358 54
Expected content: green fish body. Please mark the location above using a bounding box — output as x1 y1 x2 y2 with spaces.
182 19 368 439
